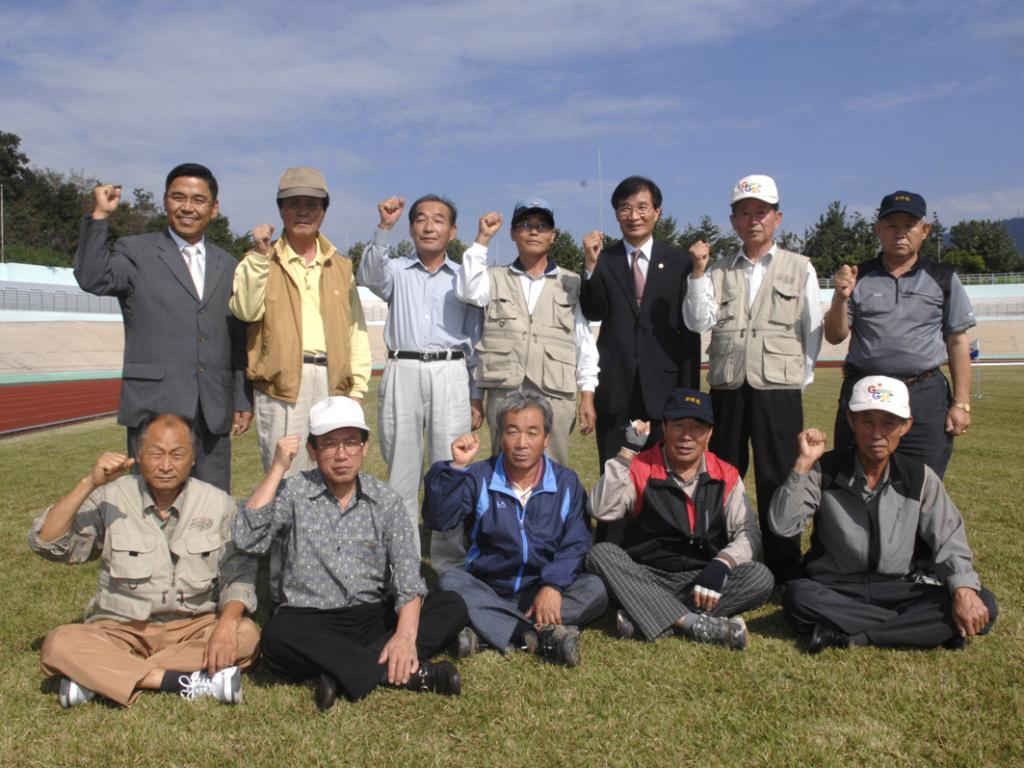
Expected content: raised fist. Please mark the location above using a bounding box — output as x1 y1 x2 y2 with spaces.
450 432 480 468
583 230 604 273
688 240 711 277
273 434 301 472
90 452 135 488
251 223 276 255
833 264 858 301
476 212 503 245
797 428 828 466
378 196 405 230
92 184 122 219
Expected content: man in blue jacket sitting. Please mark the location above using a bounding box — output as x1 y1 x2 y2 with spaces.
423 391 607 666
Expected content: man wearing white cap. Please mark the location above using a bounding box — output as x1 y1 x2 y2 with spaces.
769 376 997 652
456 198 598 465
685 174 822 584
230 167 371 477
234 397 468 710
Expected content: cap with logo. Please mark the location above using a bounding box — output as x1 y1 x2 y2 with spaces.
877 191 926 220
848 376 911 419
662 388 715 425
511 197 555 227
731 175 779 206
277 167 329 201
309 396 370 436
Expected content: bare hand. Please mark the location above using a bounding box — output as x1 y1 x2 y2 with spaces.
203 617 239 675
476 212 503 246
451 433 480 468
378 196 405 230
251 223 275 255
90 452 135 488
945 405 972 437
582 230 604 273
526 586 563 627
470 399 484 431
795 428 828 474
378 631 418 686
578 392 596 436
273 434 301 473
92 184 122 219
688 240 710 277
833 264 858 301
952 587 990 638
232 411 252 436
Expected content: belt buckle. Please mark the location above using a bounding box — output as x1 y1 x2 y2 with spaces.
420 351 432 362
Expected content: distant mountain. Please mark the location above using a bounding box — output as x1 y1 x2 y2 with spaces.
1004 218 1024 256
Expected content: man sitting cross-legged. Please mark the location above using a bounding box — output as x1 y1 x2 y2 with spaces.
423 391 607 666
30 413 259 708
586 388 774 651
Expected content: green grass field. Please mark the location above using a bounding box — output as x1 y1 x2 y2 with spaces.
1 368 1022 767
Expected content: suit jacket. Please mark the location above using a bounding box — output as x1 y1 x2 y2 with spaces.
74 217 251 434
580 239 700 419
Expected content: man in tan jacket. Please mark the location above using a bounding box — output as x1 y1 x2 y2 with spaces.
29 413 258 708
230 167 371 476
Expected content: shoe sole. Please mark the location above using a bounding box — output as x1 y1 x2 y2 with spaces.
729 618 748 652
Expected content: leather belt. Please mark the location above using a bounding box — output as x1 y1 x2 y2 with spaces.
303 354 328 365
388 349 465 362
843 364 940 387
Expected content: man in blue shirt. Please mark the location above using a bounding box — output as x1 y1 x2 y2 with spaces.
423 391 607 666
358 195 483 572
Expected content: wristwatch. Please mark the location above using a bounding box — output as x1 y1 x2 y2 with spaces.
952 401 972 413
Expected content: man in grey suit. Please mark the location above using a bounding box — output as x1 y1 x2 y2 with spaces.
74 163 252 492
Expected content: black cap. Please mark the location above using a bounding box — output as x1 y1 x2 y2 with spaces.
878 190 926 220
662 388 714 425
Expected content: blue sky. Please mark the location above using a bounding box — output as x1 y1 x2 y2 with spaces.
2 0 1022 263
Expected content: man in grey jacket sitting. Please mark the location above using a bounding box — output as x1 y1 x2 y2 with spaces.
770 376 997 652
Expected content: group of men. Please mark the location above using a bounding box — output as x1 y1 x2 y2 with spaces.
29 163 996 710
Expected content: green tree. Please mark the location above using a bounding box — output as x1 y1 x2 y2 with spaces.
550 230 583 273
776 229 804 253
652 214 680 246
678 215 740 263
389 239 414 259
949 219 1022 273
445 237 467 264
802 201 876 277
940 248 987 274
347 240 366 274
918 213 946 263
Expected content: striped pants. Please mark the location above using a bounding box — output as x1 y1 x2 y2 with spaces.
586 542 774 641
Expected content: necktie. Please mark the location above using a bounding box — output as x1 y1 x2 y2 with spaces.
183 245 204 299
631 249 645 306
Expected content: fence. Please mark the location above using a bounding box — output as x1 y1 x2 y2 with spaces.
818 272 1024 289
1 287 120 314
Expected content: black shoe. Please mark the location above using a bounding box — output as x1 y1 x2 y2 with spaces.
615 609 637 641
808 624 850 654
406 660 461 696
532 624 581 667
314 673 337 711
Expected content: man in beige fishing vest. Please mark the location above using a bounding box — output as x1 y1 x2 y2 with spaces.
230 167 371 477
455 198 598 465
684 175 822 585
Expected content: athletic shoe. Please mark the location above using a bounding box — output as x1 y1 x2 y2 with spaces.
529 624 582 667
682 614 748 651
178 666 242 704
615 609 637 641
59 677 95 708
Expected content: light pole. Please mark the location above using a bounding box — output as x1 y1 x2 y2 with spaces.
1 182 5 263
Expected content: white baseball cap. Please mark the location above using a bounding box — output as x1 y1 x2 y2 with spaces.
848 376 911 419
731 174 779 206
309 396 370 436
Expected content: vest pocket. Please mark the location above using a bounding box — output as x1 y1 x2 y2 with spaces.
707 333 736 387
768 283 800 326
761 335 803 385
553 300 575 332
541 345 576 396
487 297 518 321
108 532 158 579
172 533 222 610
476 337 516 384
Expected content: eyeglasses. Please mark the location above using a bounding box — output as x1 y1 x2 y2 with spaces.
512 221 554 233
166 193 213 209
317 437 366 455
616 204 654 218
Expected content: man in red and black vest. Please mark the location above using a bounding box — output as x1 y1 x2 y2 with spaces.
587 388 774 650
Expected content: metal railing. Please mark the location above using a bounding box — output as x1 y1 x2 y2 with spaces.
1 287 120 314
819 272 1024 289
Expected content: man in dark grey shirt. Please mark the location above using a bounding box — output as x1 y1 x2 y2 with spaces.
824 190 976 477
234 396 467 710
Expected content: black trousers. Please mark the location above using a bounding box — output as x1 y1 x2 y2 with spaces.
784 575 998 648
595 375 664 545
833 369 953 478
709 384 804 583
260 590 467 702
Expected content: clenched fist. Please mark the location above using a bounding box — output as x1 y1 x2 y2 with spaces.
688 240 711 278
832 264 858 301
251 223 276 255
476 212 503 246
378 196 405 230
583 230 604 273
92 184 122 219
450 433 480 468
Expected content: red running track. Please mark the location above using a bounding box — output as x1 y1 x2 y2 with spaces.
0 379 121 435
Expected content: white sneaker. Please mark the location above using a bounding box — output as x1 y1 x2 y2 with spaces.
59 677 96 708
178 666 242 704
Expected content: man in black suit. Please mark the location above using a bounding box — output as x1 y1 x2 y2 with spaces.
580 176 701 472
74 164 252 492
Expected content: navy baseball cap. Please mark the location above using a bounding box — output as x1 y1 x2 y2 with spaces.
511 197 555 227
662 388 714 425
878 191 926 220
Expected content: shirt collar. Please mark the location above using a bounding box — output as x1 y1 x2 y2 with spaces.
731 242 776 269
405 254 456 275
167 228 205 258
140 477 188 518
509 256 558 277
282 236 323 266
491 454 558 497
624 237 654 261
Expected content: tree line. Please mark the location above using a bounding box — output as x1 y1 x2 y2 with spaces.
2 131 1020 277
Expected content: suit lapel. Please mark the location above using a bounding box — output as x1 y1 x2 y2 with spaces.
608 241 639 316
201 246 226 307
157 232 201 302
